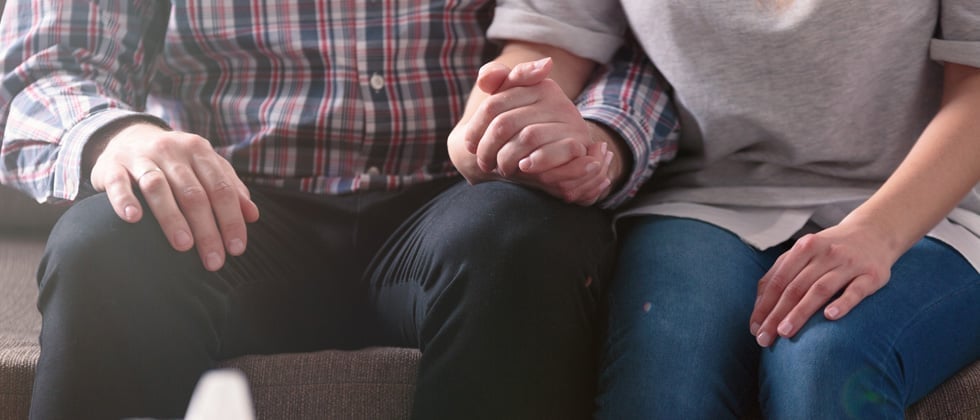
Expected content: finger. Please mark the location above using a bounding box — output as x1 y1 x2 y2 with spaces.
472 91 547 172
498 57 553 91
476 62 511 94
559 163 611 205
772 270 852 339
824 273 886 320
99 164 143 223
194 157 250 257
165 163 226 272
749 236 821 335
131 163 195 253
217 158 260 223
517 135 597 174
754 258 841 347
533 154 603 187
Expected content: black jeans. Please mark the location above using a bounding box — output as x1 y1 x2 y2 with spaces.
30 178 614 420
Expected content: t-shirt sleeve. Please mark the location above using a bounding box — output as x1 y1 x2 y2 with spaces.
487 0 627 63
930 1 980 67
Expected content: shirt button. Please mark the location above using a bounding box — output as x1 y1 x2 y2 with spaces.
369 73 385 91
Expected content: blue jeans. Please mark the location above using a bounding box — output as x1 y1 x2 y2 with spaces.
597 216 980 419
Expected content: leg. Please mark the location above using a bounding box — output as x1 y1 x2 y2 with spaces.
367 181 614 420
30 189 375 420
760 238 980 419
595 216 784 419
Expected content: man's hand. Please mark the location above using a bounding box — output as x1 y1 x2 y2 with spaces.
88 123 260 271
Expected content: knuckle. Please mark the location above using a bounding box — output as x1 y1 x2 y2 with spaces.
179 185 209 204
782 283 807 301
138 173 167 192
105 170 131 186
490 116 512 139
794 234 817 252
810 281 836 298
483 96 507 117
210 179 236 197
767 273 788 290
517 126 541 147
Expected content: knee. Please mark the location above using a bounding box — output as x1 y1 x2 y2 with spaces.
443 182 613 284
39 193 174 306
760 320 900 416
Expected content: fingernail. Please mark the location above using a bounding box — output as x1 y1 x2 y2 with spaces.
600 141 608 155
519 158 532 171
478 62 493 75
585 162 601 173
756 332 772 347
826 306 840 319
228 238 245 255
777 321 793 336
604 151 613 166
750 322 761 335
124 205 138 221
175 230 192 249
206 252 222 271
532 57 550 70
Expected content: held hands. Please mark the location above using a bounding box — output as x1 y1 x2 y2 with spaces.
88 123 260 271
449 58 616 205
749 222 899 347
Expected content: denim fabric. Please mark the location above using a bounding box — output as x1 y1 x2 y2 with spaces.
597 216 980 419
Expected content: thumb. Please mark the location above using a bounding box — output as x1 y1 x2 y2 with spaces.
476 62 511 94
498 57 553 92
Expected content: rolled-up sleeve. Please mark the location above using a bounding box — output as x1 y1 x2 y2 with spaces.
487 0 627 63
930 1 980 68
577 37 679 209
0 0 169 203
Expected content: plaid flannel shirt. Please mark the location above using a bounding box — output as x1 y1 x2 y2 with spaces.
0 0 676 208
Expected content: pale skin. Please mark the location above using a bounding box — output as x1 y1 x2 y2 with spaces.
750 62 980 347
448 41 629 205
85 123 259 272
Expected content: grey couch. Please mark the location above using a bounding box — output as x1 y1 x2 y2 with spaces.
1 183 979 419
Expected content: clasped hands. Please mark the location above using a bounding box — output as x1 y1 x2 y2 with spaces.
448 57 618 206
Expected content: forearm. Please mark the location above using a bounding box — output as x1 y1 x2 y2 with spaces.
578 37 680 209
844 63 980 256
0 0 168 202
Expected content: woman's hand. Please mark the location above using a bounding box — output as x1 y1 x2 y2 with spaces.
749 221 900 347
88 123 260 271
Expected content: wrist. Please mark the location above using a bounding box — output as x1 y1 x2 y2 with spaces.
83 118 170 179
838 210 907 261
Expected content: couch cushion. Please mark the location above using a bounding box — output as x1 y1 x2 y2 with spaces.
218 348 419 420
0 236 45 420
0 185 66 233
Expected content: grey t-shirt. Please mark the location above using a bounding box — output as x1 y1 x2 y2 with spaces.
489 0 980 270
